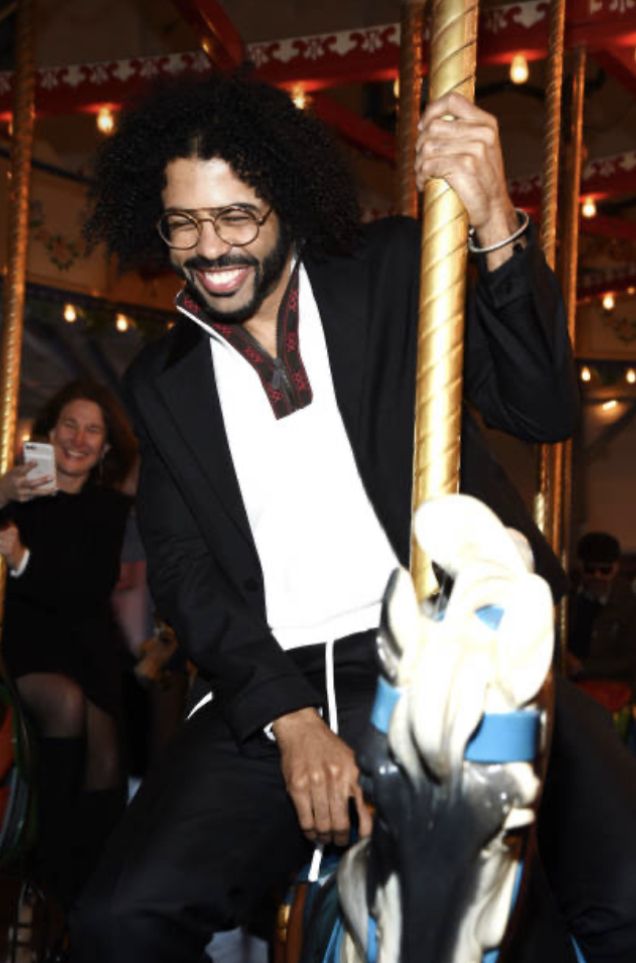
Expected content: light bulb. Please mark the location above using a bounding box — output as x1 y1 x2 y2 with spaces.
509 54 529 85
63 303 77 323
115 313 129 332
581 196 597 219
291 87 307 110
580 366 592 383
602 292 615 311
97 106 115 135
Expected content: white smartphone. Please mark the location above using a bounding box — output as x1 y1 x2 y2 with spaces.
23 441 57 493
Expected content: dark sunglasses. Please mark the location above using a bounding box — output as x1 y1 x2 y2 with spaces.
583 562 614 575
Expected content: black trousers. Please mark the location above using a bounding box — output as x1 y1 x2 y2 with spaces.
70 633 379 963
71 635 636 963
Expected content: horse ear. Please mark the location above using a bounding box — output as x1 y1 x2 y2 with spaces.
414 494 529 579
495 574 553 709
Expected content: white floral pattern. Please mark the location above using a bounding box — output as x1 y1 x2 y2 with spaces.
88 64 109 86
40 70 60 91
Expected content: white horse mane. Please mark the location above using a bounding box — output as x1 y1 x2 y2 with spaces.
337 494 553 963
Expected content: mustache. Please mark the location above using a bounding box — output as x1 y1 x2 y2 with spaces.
183 253 258 272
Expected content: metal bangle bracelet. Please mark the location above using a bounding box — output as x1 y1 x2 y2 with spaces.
468 208 530 255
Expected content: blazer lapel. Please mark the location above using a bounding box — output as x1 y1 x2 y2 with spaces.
304 249 369 453
156 320 254 546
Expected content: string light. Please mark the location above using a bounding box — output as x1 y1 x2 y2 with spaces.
63 303 77 323
509 53 529 85
115 313 130 332
626 368 636 384
628 286 635 296
96 106 116 135
580 365 592 383
581 196 597 219
602 292 616 311
602 399 618 411
291 86 307 110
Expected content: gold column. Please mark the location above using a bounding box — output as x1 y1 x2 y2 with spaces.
396 0 426 218
411 0 479 599
535 0 566 540
555 47 587 651
0 0 36 646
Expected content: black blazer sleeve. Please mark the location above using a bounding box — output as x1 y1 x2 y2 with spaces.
128 385 322 744
463 223 580 443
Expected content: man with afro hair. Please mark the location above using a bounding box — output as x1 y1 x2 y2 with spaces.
71 71 636 963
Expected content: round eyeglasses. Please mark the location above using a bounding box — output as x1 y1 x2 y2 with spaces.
156 205 273 250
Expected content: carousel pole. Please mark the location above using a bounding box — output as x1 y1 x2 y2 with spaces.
0 0 36 646
410 0 478 600
535 0 567 541
396 0 426 218
555 46 587 657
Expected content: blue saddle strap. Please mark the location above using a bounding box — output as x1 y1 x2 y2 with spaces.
370 675 540 764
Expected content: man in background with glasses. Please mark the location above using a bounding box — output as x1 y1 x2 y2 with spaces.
569 531 636 701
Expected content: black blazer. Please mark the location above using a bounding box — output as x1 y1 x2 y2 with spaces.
125 217 578 743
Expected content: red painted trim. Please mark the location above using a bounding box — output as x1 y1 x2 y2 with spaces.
311 92 395 162
171 0 245 69
580 216 636 242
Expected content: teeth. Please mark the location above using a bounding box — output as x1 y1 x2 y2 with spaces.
203 268 243 284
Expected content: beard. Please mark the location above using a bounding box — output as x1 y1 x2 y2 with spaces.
176 223 293 326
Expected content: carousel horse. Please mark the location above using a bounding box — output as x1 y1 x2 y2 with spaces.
295 493 562 963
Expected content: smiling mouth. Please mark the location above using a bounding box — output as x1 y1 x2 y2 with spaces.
195 265 252 296
63 449 91 460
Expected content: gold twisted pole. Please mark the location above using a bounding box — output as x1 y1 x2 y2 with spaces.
411 0 478 600
556 47 587 658
553 47 586 560
396 0 426 218
535 0 566 540
0 0 36 654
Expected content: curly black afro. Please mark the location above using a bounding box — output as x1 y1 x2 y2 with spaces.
85 70 361 271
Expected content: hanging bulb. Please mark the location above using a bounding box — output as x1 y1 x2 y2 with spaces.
63 303 77 323
626 368 636 384
581 196 597 219
580 365 592 383
509 54 529 85
602 292 615 311
291 86 307 110
97 106 116 135
115 313 129 332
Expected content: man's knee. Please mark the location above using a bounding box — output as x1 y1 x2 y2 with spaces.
70 863 214 963
71 872 154 962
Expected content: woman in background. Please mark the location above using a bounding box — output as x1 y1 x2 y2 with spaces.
0 379 137 908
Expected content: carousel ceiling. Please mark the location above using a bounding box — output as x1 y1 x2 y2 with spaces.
1 0 636 415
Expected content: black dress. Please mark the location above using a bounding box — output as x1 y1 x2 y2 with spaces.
2 484 130 715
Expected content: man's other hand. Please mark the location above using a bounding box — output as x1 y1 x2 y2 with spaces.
272 707 372 846
415 92 523 269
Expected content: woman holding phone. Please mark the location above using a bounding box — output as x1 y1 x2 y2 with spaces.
0 379 137 911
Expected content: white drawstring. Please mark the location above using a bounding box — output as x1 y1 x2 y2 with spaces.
324 638 338 736
308 638 337 883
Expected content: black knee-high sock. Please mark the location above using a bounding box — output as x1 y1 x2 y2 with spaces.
34 736 84 906
72 786 126 899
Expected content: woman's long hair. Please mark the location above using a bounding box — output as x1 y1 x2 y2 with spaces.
32 380 138 490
